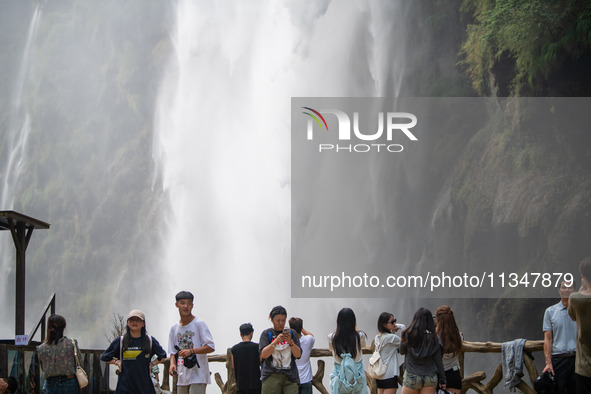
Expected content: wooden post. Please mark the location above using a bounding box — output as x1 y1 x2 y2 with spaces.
0 211 49 340
214 348 236 394
10 219 31 336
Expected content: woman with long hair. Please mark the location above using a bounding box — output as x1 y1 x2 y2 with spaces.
37 314 81 394
435 306 463 394
399 308 446 394
328 308 368 394
100 310 166 393
259 306 302 394
373 312 405 394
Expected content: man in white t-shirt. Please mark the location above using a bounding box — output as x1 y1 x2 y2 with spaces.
169 291 215 394
289 317 315 394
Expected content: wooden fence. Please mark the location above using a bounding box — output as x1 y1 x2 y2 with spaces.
170 340 545 394
2 339 544 393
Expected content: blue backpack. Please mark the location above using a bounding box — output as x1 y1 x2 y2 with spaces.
331 353 366 394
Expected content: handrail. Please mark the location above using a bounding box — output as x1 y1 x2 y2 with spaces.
27 293 56 343
205 340 546 394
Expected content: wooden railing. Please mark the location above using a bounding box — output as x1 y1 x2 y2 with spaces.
174 340 544 394
0 342 111 394
27 293 56 343
460 340 544 394
2 339 544 393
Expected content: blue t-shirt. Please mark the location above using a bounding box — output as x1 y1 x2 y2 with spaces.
101 336 166 393
543 301 577 355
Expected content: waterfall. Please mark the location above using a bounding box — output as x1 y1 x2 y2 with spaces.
0 3 41 336
153 0 415 362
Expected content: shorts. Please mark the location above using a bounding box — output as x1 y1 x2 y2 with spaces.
402 371 437 390
177 383 207 394
376 376 399 389
44 376 80 394
444 368 462 389
262 373 298 394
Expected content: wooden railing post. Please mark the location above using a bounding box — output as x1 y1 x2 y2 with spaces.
214 348 236 394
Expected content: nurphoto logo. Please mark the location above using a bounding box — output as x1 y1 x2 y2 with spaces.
301 106 418 153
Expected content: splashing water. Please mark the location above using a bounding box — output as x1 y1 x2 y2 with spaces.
152 0 415 368
0 4 42 336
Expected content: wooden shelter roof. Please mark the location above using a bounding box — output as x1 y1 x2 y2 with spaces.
0 210 50 231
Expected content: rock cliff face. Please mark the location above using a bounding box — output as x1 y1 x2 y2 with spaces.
450 100 591 274
442 98 591 339
398 0 591 340
0 0 174 344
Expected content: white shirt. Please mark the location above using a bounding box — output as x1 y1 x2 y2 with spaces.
374 324 405 379
328 331 367 363
168 317 215 385
296 335 315 384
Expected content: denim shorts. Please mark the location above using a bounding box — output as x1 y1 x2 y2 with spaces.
402 371 437 390
43 376 80 394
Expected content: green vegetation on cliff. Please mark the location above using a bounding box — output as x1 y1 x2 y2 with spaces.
461 0 591 96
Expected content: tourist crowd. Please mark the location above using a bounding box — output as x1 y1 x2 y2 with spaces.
4 258 587 394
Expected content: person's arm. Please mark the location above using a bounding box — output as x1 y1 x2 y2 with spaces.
179 320 216 358
358 330 368 348
435 345 447 389
0 378 8 393
301 328 314 337
169 353 177 376
289 330 302 359
168 328 177 376
177 345 214 358
568 295 576 321
152 337 167 362
399 341 407 355
542 331 554 375
289 343 302 358
100 338 122 372
261 332 287 360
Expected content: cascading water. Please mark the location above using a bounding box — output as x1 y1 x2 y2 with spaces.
0 2 548 391
0 3 41 336
152 0 419 374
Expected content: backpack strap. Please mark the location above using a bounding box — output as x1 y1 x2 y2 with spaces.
375 336 382 352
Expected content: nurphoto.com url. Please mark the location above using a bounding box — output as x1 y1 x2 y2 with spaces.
300 271 574 292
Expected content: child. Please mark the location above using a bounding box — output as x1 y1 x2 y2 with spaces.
101 310 167 393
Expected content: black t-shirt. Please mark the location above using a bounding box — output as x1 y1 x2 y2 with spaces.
101 336 166 394
231 341 262 391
